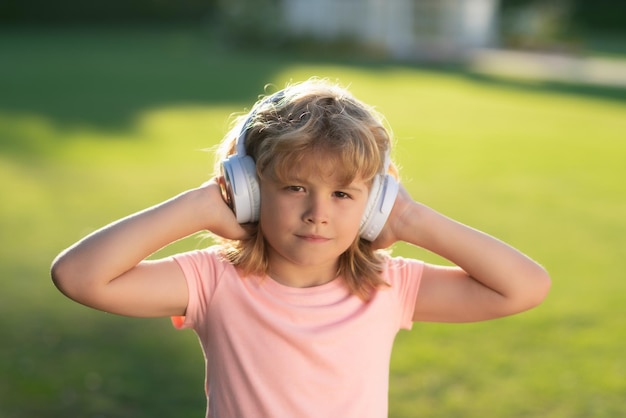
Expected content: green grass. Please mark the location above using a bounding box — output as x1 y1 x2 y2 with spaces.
1 27 625 417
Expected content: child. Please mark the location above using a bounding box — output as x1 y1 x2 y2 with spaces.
51 78 550 418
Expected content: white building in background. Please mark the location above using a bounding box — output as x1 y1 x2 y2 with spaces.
282 0 500 61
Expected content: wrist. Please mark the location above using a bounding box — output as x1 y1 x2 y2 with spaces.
394 201 440 248
185 182 222 231
187 180 249 241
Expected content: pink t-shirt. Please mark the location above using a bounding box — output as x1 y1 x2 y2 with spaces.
172 246 423 418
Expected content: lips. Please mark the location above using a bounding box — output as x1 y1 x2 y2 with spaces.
296 234 330 243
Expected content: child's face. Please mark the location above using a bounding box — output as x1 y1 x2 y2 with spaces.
259 160 370 284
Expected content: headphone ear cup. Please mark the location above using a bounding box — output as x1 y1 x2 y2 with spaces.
221 155 261 223
359 174 399 241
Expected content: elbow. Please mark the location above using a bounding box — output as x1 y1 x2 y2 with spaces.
50 253 85 302
51 252 118 310
533 265 552 304
517 265 552 312
50 254 72 296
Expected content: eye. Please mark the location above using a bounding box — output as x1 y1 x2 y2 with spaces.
333 191 352 199
285 185 305 193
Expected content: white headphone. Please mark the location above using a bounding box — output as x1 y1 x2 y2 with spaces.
221 91 398 241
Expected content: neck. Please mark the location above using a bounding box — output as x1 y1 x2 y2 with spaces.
268 267 338 288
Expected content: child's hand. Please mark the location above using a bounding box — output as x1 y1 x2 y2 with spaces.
200 178 251 241
369 184 414 250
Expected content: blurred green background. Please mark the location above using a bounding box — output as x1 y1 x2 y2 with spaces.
1 1 625 417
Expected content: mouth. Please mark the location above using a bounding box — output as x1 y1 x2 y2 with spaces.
296 234 331 243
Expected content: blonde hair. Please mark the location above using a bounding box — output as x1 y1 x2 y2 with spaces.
215 78 398 300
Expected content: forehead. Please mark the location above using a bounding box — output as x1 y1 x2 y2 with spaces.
274 149 368 187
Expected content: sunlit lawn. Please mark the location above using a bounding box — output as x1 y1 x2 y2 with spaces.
1 27 625 417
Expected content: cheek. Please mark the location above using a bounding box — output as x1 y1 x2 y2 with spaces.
340 206 366 235
260 193 290 218
259 193 295 231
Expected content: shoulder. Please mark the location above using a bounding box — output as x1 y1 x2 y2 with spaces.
170 246 239 329
379 254 425 301
374 255 424 329
382 254 425 285
171 245 238 281
172 245 229 266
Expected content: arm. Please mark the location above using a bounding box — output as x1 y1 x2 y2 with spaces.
374 186 551 323
51 180 247 318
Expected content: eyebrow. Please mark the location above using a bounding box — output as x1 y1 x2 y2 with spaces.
282 175 367 194
339 184 367 194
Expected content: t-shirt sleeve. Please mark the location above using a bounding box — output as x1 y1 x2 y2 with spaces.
169 247 224 330
385 256 424 330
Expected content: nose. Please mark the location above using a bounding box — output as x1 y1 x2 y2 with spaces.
303 193 329 225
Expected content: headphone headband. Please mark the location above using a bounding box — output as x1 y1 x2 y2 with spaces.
235 90 285 157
